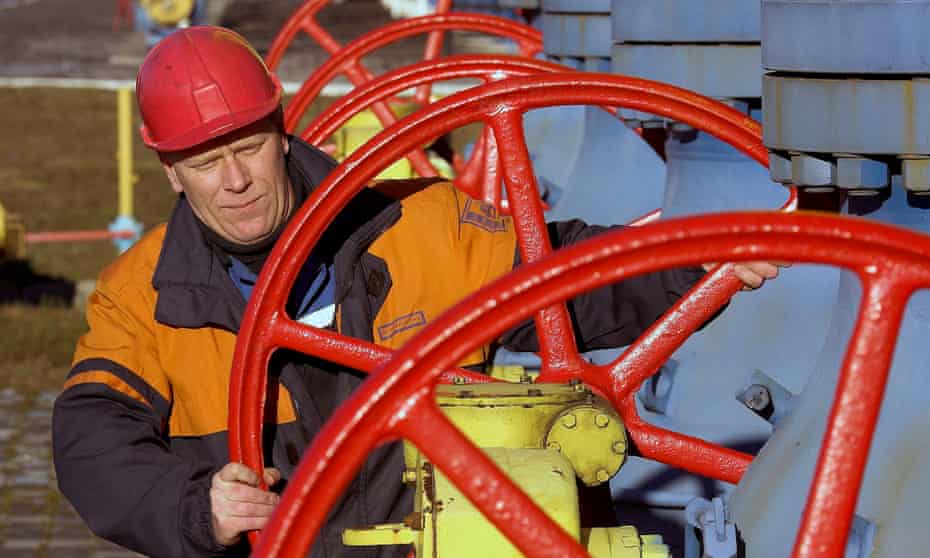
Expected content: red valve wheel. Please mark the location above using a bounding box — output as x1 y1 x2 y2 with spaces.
229 75 797 545
267 0 454 176
266 0 452 82
300 54 573 208
298 53 797 218
254 211 930 558
282 14 542 166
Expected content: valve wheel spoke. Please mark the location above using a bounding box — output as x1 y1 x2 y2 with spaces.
271 316 496 384
793 275 912 558
617 393 752 484
414 0 453 104
488 109 586 375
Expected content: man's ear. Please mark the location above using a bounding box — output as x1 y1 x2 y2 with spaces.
280 132 290 156
159 155 184 195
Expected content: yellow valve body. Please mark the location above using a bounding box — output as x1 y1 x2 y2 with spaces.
333 101 452 180
546 405 628 486
345 382 666 558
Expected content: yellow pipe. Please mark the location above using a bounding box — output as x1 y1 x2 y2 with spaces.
0 200 7 249
117 87 133 218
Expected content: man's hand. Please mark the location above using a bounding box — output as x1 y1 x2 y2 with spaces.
210 463 281 547
703 261 790 291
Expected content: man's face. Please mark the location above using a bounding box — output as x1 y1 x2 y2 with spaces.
162 119 292 245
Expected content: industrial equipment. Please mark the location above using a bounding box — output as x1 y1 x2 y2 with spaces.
228 74 775 556
298 54 576 205
342 382 670 558
282 13 542 131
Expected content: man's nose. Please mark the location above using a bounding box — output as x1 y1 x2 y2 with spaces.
223 154 251 192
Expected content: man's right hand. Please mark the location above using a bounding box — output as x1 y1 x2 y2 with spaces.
210 462 282 546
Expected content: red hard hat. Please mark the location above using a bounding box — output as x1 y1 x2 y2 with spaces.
136 26 283 152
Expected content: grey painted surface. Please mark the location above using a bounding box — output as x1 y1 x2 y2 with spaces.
611 44 762 100
613 0 760 43
542 12 612 57
763 0 930 73
763 75 930 155
542 0 611 13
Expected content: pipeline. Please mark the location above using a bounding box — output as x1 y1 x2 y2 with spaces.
24 229 134 244
0 76 473 97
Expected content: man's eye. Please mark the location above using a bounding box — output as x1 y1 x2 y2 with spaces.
238 143 263 155
190 160 216 170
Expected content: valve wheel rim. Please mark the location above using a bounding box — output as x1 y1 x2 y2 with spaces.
265 0 453 70
300 54 574 209
282 13 543 138
229 72 792 545
252 211 930 557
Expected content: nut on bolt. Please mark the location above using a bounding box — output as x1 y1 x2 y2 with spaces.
595 469 610 483
547 440 562 452
595 414 610 428
742 384 771 413
561 414 577 429
612 441 627 455
402 469 418 483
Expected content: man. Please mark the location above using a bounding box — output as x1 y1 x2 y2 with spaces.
52 26 781 558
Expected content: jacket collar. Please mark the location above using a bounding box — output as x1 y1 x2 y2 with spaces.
152 194 246 331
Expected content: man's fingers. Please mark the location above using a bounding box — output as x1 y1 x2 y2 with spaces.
215 482 279 505
211 463 281 546
214 462 260 487
263 468 282 487
216 501 277 519
744 262 780 280
735 267 765 290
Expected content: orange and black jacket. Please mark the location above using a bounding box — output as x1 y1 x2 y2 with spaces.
52 139 705 557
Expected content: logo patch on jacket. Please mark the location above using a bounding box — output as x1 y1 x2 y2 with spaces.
377 311 427 341
461 199 507 233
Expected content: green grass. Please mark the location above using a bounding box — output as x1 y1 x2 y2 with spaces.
0 87 176 282
0 304 86 395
